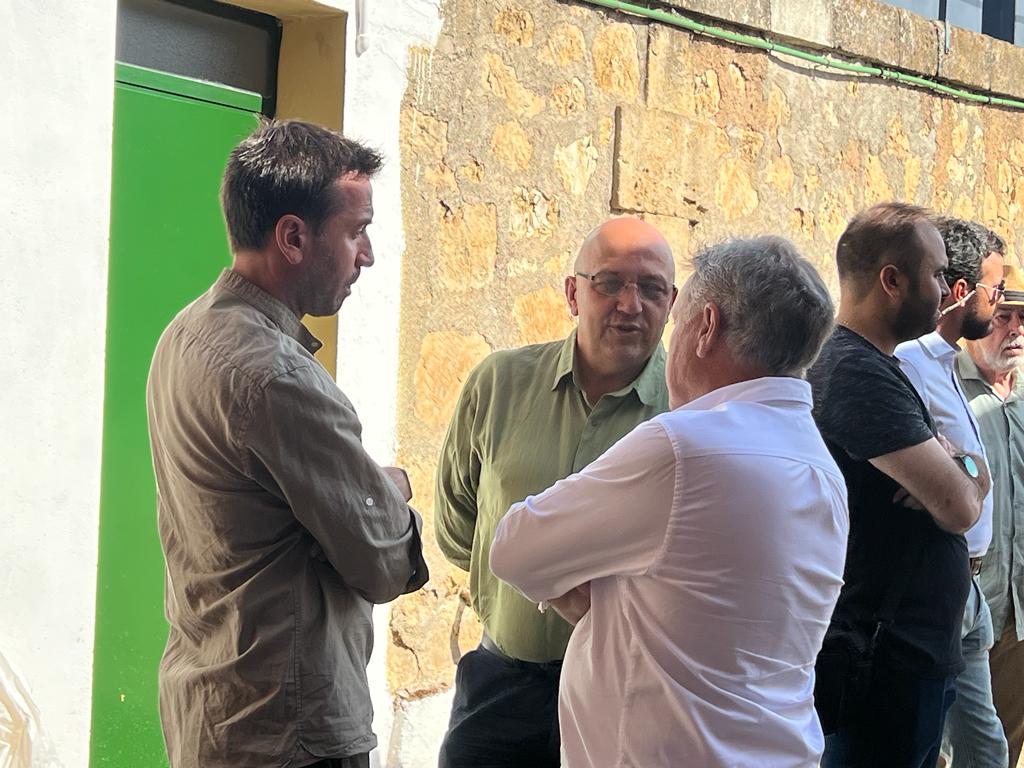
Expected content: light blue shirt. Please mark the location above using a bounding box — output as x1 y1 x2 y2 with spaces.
896 331 993 557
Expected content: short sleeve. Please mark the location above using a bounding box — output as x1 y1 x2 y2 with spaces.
815 353 934 463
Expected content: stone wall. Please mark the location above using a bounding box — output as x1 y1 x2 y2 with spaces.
385 0 1024 744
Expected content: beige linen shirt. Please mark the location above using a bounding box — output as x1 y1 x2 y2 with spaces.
147 270 427 768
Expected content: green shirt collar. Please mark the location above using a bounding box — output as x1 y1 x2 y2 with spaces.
551 328 667 407
957 349 1023 399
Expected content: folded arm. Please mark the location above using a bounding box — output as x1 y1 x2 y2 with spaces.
490 419 675 602
248 367 428 603
870 438 988 534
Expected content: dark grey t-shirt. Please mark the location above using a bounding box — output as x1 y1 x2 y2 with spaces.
809 326 969 677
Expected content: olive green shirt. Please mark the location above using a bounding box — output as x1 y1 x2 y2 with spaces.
434 330 669 662
957 350 1024 640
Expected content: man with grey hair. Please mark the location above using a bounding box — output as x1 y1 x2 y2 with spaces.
960 264 1024 766
491 236 849 767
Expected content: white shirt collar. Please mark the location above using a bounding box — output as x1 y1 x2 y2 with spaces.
917 330 959 368
680 376 812 412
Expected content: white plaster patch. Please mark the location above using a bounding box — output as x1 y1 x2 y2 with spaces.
0 1 117 766
314 2 443 765
384 691 455 768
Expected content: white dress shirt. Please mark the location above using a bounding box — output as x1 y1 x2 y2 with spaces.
896 331 994 557
490 377 849 768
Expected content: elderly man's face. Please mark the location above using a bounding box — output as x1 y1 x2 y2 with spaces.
971 304 1024 374
567 225 675 382
666 278 704 409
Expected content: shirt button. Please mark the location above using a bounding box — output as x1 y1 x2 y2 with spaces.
365 497 375 507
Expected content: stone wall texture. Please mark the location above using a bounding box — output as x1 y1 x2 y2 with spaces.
387 0 1024 706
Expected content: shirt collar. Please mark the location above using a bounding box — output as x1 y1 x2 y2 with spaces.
550 328 666 407
217 269 323 355
957 348 986 385
917 330 959 367
679 376 813 412
957 348 1023 398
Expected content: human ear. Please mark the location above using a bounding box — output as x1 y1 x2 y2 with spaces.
694 302 720 358
950 277 971 302
565 275 579 317
275 215 308 266
879 264 903 298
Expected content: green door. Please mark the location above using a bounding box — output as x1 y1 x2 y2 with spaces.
90 64 260 766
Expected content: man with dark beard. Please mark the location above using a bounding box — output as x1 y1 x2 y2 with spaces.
960 266 1024 766
809 202 991 768
895 218 1006 768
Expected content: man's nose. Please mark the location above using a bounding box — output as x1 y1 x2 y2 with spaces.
940 278 951 299
360 241 375 268
616 283 643 313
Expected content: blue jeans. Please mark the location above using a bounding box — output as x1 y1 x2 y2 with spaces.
942 577 1008 768
821 653 957 768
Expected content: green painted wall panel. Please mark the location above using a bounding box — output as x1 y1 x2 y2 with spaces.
90 74 257 766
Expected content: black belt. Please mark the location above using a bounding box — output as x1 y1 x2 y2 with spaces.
479 633 562 668
480 632 513 660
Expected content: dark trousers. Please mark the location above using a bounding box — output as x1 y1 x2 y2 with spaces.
438 644 562 768
305 754 369 768
821 654 957 768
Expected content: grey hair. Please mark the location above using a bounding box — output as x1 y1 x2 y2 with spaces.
687 236 835 377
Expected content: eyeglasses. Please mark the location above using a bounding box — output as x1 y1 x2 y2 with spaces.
991 308 1024 328
938 281 1007 317
978 281 1006 305
575 272 673 302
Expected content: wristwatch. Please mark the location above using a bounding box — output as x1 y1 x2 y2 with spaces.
954 454 980 479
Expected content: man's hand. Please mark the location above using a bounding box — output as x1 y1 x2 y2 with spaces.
893 486 926 510
382 466 413 502
548 583 591 626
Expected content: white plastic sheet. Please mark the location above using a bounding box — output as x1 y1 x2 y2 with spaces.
0 652 60 768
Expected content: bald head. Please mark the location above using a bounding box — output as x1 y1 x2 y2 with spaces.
575 217 674 280
565 216 677 398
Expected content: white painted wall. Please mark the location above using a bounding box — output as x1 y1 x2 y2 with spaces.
0 2 118 767
0 1 443 765
323 2 445 766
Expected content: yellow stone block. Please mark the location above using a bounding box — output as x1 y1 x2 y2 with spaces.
413 330 492 429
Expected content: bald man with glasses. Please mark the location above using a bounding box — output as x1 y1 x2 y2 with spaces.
434 217 677 768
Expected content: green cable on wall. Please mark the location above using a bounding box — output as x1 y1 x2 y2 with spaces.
578 0 1024 110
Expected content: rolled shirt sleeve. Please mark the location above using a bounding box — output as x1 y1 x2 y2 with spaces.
247 366 428 603
491 419 676 602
